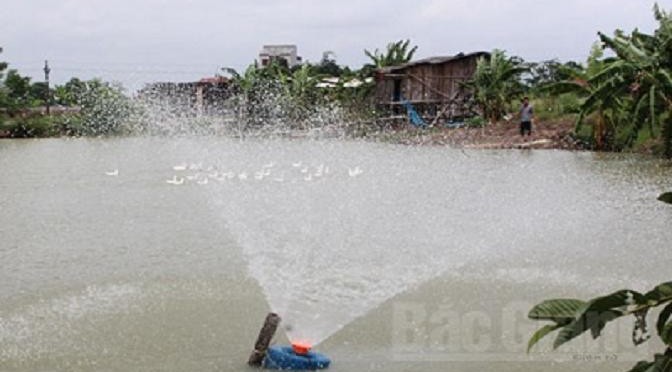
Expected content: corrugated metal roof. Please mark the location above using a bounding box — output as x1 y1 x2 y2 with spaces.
378 51 490 74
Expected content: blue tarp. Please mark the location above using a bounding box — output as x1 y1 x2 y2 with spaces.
402 100 427 127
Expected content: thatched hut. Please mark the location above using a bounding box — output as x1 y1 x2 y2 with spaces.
374 51 489 123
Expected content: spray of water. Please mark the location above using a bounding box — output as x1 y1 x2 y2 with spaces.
120 76 358 139
188 142 476 345
74 79 459 345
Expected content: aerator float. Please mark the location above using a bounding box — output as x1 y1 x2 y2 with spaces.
248 313 331 370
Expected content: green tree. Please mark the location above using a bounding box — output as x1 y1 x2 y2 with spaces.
0 47 9 110
73 79 133 135
224 60 328 129
29 82 52 106
54 78 86 106
223 63 269 128
466 49 528 122
311 51 343 77
3 72 53 109
553 5 672 157
364 39 418 70
281 64 320 107
540 43 622 150
3 70 32 111
594 5 672 157
0 47 7 82
526 59 583 91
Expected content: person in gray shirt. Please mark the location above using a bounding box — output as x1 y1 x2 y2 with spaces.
519 97 533 137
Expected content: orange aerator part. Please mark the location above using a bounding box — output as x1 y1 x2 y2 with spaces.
291 341 312 355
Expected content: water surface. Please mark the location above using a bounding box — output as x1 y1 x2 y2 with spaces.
0 137 670 371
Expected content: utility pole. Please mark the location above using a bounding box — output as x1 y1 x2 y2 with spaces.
43 60 50 115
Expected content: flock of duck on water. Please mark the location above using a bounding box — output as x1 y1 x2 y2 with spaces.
104 162 364 185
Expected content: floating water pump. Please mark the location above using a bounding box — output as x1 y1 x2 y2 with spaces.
248 313 331 370
263 343 331 370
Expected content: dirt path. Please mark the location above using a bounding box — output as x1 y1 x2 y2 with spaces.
374 119 584 150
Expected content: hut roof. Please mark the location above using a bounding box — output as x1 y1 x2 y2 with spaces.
198 76 229 85
378 51 490 74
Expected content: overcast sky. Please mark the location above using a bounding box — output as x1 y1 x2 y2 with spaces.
2 0 671 91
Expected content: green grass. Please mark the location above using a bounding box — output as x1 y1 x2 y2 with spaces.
529 94 581 122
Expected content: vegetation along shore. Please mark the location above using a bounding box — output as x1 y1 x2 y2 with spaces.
2 5 672 158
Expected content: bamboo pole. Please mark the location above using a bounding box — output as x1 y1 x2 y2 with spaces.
248 312 281 367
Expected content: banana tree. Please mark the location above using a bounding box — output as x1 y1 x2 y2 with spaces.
584 5 672 156
540 5 672 155
276 64 323 128
465 49 528 123
280 64 319 106
222 64 256 132
364 39 418 69
222 62 287 129
528 281 672 372
538 43 632 150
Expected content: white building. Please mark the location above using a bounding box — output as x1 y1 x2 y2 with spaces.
259 45 302 68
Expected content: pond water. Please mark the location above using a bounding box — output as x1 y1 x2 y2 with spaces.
0 137 670 371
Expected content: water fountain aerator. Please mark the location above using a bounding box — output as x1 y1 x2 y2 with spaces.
248 313 331 370
291 341 312 355
263 344 331 370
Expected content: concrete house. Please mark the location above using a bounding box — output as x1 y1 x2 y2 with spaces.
259 45 302 68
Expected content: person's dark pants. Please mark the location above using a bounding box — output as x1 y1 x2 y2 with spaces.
520 121 532 136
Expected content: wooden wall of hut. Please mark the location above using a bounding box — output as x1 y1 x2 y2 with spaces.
374 52 487 121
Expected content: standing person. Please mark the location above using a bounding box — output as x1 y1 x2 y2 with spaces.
519 97 533 137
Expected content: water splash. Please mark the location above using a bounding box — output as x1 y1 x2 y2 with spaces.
199 144 477 345
123 80 353 139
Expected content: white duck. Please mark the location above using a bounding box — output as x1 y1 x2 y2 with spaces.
348 166 364 177
166 176 184 185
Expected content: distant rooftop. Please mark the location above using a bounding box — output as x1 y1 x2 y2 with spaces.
198 76 229 85
261 44 298 49
379 51 490 73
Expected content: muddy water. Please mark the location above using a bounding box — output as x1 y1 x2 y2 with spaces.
0 137 670 371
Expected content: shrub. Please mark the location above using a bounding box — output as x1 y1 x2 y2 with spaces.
1 115 57 137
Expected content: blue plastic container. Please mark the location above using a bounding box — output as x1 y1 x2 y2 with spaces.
263 346 331 370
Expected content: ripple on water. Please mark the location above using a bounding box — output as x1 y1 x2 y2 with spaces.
0 283 144 361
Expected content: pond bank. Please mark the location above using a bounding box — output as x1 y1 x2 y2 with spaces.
368 119 585 150
0 117 592 153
